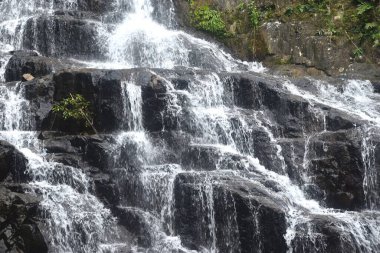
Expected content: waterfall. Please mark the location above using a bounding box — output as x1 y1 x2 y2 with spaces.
0 0 379 252
121 81 143 131
0 70 128 253
361 126 379 210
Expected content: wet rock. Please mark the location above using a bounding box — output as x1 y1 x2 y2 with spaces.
325 109 359 131
174 173 287 252
42 70 125 133
181 144 248 171
0 141 28 183
114 207 154 248
141 76 179 132
308 130 365 210
225 73 323 137
278 138 306 184
44 137 79 154
93 173 120 207
17 223 49 253
224 72 363 138
85 136 117 170
0 186 48 253
291 213 380 253
5 53 56 82
22 14 103 59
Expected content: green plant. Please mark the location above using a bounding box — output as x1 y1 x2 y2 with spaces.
356 1 373 15
353 47 365 57
248 1 261 28
351 0 380 48
192 5 227 37
237 1 246 12
52 93 97 134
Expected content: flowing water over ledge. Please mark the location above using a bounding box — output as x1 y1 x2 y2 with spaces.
0 0 379 252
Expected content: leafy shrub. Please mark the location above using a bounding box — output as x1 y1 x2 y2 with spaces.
52 93 97 133
354 1 380 47
248 1 261 28
191 5 227 37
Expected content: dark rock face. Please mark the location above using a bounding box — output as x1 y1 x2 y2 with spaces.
225 73 324 138
181 144 248 171
223 73 372 210
141 74 180 132
0 142 47 253
2 63 378 251
290 213 380 253
21 67 374 212
4 50 83 82
22 14 103 59
0 186 48 253
308 130 365 210
173 173 288 253
42 70 125 133
0 141 28 183
5 51 55 82
20 66 182 134
114 207 154 248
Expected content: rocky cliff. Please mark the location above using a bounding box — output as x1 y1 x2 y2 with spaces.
175 0 380 82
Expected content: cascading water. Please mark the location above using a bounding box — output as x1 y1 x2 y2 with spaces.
0 5 130 249
0 0 380 252
0 85 129 252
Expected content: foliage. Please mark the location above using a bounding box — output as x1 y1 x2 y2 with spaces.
353 47 365 57
237 1 265 29
283 0 379 53
191 5 227 37
52 94 97 133
284 1 328 16
248 1 261 28
188 0 379 62
353 1 380 47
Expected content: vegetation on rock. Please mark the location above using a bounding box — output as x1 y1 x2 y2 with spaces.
189 1 227 37
185 0 380 72
52 93 97 134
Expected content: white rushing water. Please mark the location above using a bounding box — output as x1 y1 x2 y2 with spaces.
0 78 128 252
0 0 380 252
